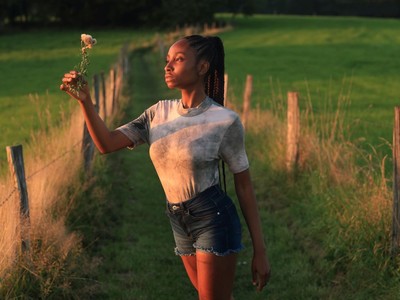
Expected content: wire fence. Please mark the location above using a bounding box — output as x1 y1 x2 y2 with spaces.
0 140 83 210
0 41 130 271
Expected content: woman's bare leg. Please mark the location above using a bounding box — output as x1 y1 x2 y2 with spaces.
196 251 237 300
181 255 198 290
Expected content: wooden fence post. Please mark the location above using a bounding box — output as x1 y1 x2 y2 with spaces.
286 92 300 172
392 106 400 255
80 74 100 173
82 122 94 173
100 71 107 122
242 74 253 129
6 145 30 252
110 67 116 115
93 74 100 114
224 73 228 107
115 63 123 103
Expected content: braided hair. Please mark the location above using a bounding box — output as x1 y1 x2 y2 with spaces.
184 35 225 106
184 35 227 192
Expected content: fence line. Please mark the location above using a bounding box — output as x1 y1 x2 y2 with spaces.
0 140 82 210
1 42 128 200
0 42 129 268
236 73 399 257
393 106 400 255
7 145 30 252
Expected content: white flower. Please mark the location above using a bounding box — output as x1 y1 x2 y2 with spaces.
81 33 97 50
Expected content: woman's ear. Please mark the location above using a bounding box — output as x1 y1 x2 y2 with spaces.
198 60 210 76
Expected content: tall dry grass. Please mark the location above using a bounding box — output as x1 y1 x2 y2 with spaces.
241 78 397 282
0 34 132 294
0 96 85 295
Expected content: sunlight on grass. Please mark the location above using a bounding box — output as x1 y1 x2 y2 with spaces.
0 105 84 296
240 78 399 298
219 14 400 150
1 15 400 298
0 29 153 174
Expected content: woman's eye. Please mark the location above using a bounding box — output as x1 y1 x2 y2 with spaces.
176 57 183 62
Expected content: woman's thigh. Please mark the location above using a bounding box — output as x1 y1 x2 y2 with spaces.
196 251 238 300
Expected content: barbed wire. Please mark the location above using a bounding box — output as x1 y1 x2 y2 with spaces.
0 139 83 209
0 188 17 209
26 140 82 181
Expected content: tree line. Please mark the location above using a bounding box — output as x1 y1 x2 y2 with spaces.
0 0 250 29
258 0 400 18
1 0 399 30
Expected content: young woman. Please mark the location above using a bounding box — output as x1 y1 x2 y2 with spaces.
61 35 271 299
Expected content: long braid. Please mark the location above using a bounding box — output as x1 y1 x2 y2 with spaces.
185 35 225 106
185 35 227 193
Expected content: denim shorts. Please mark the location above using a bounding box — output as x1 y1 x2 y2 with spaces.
165 185 244 256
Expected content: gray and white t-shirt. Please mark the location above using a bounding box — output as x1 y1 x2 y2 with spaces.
117 97 249 202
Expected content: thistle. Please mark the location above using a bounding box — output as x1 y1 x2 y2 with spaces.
70 33 97 96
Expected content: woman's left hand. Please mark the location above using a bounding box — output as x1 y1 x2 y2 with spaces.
252 251 271 292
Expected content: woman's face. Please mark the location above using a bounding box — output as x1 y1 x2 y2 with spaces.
164 39 203 90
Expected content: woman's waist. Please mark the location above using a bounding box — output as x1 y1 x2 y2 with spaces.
166 184 225 212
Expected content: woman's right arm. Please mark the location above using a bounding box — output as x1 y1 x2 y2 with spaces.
60 71 132 153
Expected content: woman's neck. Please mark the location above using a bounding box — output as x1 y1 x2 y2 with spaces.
181 90 207 108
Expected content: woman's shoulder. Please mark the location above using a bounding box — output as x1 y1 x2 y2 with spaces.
209 99 240 120
146 99 179 111
144 99 180 121
153 99 180 108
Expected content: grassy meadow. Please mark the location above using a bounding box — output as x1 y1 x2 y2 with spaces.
0 29 153 174
220 15 400 299
1 15 399 171
221 15 400 151
1 14 400 299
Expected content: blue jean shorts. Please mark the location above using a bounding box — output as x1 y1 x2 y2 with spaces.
165 185 244 256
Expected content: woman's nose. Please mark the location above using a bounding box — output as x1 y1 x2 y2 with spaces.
165 62 173 72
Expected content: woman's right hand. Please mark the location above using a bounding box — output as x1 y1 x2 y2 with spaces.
60 71 91 103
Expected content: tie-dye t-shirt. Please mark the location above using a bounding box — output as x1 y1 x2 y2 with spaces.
116 97 249 202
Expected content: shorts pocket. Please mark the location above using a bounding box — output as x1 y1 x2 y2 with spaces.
187 202 220 220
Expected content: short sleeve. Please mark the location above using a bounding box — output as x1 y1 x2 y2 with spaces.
116 104 156 148
219 116 249 174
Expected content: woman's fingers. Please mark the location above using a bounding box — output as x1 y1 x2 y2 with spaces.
61 71 87 89
60 71 90 102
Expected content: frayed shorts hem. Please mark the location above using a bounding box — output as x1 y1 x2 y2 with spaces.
174 244 244 257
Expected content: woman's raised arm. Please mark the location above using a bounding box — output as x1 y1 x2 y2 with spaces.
60 71 132 153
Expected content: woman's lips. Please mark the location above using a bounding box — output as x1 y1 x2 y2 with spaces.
165 74 174 81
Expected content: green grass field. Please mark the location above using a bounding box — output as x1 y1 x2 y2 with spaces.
68 30 400 299
0 29 153 173
220 14 400 150
1 14 400 299
2 15 400 170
